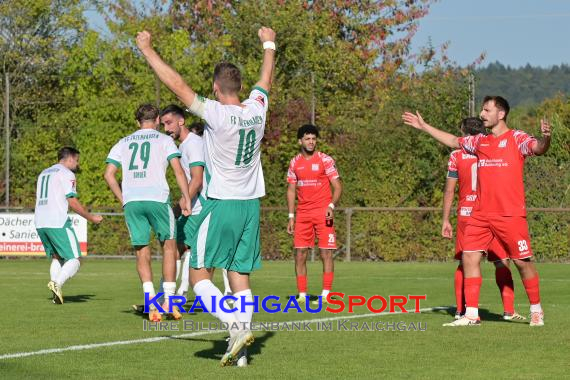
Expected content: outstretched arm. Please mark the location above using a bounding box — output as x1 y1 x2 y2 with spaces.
254 27 276 93
532 118 552 156
136 31 196 107
402 111 460 149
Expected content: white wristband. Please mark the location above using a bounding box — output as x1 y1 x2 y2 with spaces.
288 213 295 219
263 41 276 51
328 203 335 210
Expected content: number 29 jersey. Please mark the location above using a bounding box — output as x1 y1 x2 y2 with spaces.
191 87 268 200
106 129 181 205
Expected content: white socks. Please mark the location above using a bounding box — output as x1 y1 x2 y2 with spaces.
233 289 254 326
530 303 543 313
321 289 330 298
465 307 479 319
222 269 231 295
50 259 62 282
177 251 191 295
55 259 80 287
193 279 240 330
163 281 176 304
143 281 156 298
175 259 181 281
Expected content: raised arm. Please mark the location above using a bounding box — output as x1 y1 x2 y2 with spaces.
402 111 460 149
136 31 196 107
254 27 276 93
531 118 552 156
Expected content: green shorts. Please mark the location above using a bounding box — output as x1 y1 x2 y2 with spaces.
176 214 200 247
124 201 176 246
37 219 81 261
189 198 261 273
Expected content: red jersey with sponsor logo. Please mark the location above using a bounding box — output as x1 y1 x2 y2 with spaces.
458 129 536 216
447 150 478 219
287 152 340 212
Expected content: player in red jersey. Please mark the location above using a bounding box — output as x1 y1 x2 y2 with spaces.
287 124 342 304
403 95 551 327
443 117 524 321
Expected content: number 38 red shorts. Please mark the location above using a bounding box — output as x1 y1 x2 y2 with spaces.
462 213 533 260
294 207 337 250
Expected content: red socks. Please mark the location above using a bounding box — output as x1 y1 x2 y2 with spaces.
296 275 307 293
464 277 482 308
454 265 465 313
495 266 515 314
522 275 541 305
323 272 334 291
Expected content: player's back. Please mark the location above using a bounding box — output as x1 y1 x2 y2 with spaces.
449 150 478 218
200 88 268 200
35 164 76 228
106 129 180 205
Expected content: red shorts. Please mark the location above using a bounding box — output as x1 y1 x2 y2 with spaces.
294 208 337 250
462 213 533 260
455 218 508 262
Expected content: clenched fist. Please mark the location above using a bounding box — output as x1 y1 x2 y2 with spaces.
136 30 152 52
258 27 276 43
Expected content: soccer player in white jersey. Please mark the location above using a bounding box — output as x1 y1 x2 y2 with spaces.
160 105 232 297
35 147 103 304
104 104 191 322
136 27 275 366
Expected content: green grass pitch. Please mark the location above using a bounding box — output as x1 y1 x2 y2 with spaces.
0 260 568 379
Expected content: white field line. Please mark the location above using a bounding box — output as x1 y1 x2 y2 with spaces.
0 306 449 360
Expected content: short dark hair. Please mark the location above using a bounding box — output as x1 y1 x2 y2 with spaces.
58 147 80 161
160 104 185 118
135 104 159 124
297 124 319 139
460 117 486 136
483 95 510 121
213 62 242 95
189 122 204 137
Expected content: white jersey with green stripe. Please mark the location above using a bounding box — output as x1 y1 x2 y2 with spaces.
34 164 77 228
179 132 206 214
106 128 181 205
190 87 268 200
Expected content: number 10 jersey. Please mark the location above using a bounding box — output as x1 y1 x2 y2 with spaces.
190 87 268 200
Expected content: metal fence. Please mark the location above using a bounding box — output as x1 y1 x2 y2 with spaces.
2 207 569 261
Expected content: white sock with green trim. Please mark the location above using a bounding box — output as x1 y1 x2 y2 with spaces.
55 259 80 287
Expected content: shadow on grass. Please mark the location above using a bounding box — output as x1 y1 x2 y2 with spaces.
182 331 275 364
50 294 96 303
